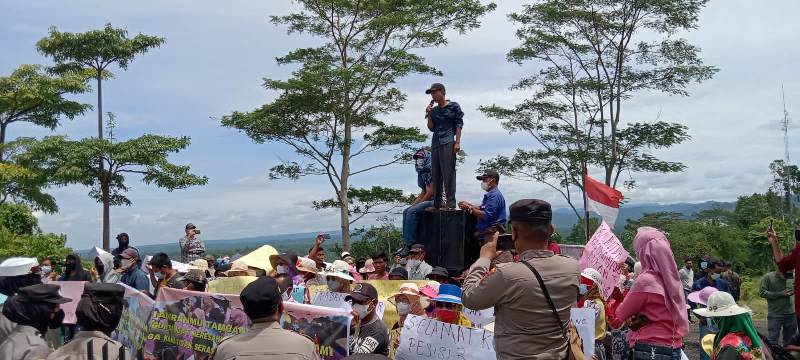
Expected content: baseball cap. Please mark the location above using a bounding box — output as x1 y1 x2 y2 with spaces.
476 170 500 182
340 252 353 260
389 267 408 279
185 223 196 230
425 83 445 94
409 244 425 254
426 267 450 280
346 283 378 303
240 277 282 318
120 248 140 260
183 269 207 284
17 283 71 304
82 283 125 304
413 149 426 159
509 199 552 224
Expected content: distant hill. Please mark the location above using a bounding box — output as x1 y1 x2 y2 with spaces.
80 201 734 259
552 200 736 230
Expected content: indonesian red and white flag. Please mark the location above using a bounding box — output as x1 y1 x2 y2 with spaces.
585 173 624 228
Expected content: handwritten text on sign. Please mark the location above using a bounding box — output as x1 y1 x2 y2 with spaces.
579 221 629 299
570 308 596 358
395 314 495 360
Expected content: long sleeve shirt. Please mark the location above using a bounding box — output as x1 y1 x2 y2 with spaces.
462 250 578 359
428 101 464 149
759 271 794 315
615 291 683 348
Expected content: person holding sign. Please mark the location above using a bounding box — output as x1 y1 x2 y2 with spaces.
461 199 579 360
346 283 389 356
579 268 608 360
211 277 319 360
615 228 688 360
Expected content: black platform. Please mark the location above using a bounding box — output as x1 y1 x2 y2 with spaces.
416 209 478 276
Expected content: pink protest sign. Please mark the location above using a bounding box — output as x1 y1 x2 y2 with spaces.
579 221 629 300
52 281 88 324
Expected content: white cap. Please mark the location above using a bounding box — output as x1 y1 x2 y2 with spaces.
581 268 603 286
321 260 355 282
0 257 38 276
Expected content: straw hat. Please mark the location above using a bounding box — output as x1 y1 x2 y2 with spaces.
693 291 750 317
321 260 355 282
225 260 250 276
687 286 719 306
388 283 420 305
296 257 317 274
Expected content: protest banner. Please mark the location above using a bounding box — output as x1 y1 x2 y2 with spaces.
570 308 596 358
462 307 494 328
579 221 629 299
309 281 429 327
282 301 352 360
52 281 87 324
143 288 251 360
395 314 495 360
206 276 258 295
112 284 156 358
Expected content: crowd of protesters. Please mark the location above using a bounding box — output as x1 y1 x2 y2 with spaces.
0 203 797 360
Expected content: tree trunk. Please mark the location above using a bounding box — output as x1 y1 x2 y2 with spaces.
101 177 111 251
0 122 7 162
340 125 352 250
97 75 103 140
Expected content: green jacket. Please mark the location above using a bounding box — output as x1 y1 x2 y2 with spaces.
759 271 794 315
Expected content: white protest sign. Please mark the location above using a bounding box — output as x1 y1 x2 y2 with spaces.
579 221 629 299
312 291 386 319
570 308 596 358
396 314 495 360
462 307 495 328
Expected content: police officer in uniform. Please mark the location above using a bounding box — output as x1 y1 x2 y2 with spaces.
0 283 70 360
211 276 319 360
462 199 579 360
46 283 127 360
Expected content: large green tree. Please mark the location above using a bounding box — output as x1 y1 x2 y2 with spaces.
480 0 717 222
222 0 496 250
30 132 208 250
36 24 164 141
0 64 89 158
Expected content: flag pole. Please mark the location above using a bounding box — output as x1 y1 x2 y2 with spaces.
582 165 591 243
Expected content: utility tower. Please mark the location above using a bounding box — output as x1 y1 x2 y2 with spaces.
781 84 794 224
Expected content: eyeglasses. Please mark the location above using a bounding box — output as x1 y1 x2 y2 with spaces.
435 302 457 309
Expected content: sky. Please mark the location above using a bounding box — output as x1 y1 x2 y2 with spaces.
2 0 800 250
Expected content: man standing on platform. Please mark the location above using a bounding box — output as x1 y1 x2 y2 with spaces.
425 83 463 210
458 170 507 244
401 149 434 253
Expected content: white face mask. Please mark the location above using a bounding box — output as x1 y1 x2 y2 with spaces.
353 303 371 319
276 265 288 275
120 259 133 270
395 302 411 316
407 259 421 269
41 266 52 274
415 158 425 167
480 181 490 192
327 279 342 292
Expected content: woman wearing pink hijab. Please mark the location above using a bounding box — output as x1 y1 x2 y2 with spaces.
615 227 689 360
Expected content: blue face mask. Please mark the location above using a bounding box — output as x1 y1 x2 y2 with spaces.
579 284 589 295
711 273 721 281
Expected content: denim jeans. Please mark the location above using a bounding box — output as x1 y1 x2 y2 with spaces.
768 313 798 345
402 200 434 246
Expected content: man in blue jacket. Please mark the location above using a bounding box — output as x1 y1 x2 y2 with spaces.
425 83 463 210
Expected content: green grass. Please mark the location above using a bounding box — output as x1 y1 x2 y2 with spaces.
739 276 768 320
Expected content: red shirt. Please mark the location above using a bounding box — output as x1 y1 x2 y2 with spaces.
548 241 561 254
776 243 800 314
